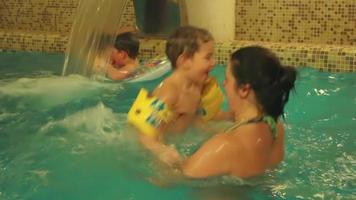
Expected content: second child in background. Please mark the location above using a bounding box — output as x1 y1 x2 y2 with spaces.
107 32 140 80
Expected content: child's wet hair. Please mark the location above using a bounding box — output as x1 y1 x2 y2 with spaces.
114 32 140 59
230 46 297 120
166 26 213 68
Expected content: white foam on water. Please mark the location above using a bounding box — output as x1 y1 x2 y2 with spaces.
0 75 123 108
0 112 18 121
40 102 127 142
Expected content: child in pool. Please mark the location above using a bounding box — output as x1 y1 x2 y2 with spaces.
107 31 140 80
164 46 297 178
135 26 217 165
95 31 140 81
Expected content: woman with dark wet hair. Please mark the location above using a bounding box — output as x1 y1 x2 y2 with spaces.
167 46 297 179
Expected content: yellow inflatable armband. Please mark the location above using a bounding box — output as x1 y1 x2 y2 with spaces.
199 77 224 121
127 89 173 137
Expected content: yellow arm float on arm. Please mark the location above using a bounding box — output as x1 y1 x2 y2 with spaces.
127 89 174 137
199 77 224 121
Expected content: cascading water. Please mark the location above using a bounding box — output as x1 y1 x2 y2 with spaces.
62 0 130 77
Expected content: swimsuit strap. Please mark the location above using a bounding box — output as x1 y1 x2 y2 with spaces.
224 115 277 140
223 116 264 133
262 116 277 139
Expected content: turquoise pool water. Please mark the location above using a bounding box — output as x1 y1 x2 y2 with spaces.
0 51 355 200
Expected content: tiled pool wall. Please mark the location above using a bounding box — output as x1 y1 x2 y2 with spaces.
0 0 355 72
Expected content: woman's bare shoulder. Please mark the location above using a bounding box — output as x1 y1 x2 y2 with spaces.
228 123 274 148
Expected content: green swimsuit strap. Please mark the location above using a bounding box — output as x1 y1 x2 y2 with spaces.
223 116 262 133
262 116 277 139
224 115 278 140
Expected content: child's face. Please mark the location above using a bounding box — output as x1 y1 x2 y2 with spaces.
110 49 127 67
185 41 215 84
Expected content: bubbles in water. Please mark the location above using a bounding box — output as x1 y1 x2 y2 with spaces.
313 88 330 96
40 102 125 142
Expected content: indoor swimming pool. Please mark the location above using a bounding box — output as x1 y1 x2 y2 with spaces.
0 51 355 200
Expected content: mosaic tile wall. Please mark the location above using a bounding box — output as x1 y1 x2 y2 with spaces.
138 39 166 61
0 0 78 33
0 0 355 72
139 39 356 72
119 0 137 29
215 41 356 72
132 0 356 72
0 0 136 52
0 30 68 52
235 0 356 46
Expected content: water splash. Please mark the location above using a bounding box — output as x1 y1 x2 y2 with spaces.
0 75 123 109
63 0 129 77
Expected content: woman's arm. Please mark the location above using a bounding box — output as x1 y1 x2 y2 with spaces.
181 134 233 178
